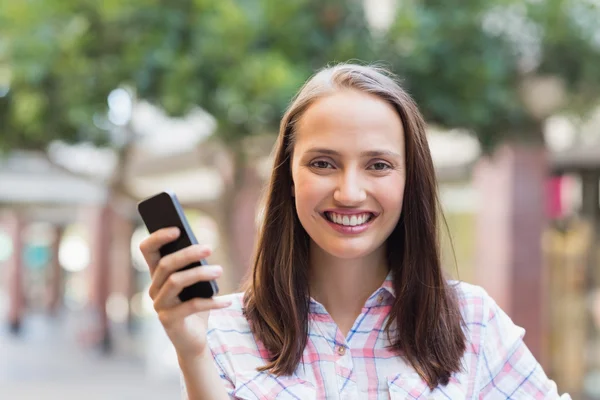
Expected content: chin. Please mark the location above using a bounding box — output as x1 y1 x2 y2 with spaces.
314 239 379 260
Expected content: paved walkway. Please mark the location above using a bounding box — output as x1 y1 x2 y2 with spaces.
0 312 181 400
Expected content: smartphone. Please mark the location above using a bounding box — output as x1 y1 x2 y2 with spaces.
137 191 219 301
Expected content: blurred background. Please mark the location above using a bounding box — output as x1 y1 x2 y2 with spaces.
1 0 600 399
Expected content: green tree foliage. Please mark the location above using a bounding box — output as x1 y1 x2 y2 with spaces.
0 0 374 152
2 0 599 155
382 0 600 152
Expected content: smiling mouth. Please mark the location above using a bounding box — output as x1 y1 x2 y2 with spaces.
323 211 375 227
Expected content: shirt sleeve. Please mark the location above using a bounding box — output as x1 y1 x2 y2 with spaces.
179 293 246 399
478 293 571 399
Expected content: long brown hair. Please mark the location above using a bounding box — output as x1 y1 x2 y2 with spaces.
242 63 466 389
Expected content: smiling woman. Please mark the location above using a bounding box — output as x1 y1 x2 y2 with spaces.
241 63 466 393
139 63 570 400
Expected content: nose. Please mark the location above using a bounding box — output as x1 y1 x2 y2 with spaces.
333 170 367 205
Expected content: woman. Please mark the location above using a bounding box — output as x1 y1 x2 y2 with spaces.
140 64 569 399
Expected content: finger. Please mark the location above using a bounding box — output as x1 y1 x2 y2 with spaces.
149 244 213 299
139 227 180 274
152 265 223 309
156 296 232 329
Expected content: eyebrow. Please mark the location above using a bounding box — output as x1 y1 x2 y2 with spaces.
305 147 403 159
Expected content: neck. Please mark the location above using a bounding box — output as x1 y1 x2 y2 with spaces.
308 243 389 332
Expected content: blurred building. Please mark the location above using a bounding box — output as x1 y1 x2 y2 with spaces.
1 99 599 396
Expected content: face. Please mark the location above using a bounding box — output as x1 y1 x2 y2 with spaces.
290 89 406 261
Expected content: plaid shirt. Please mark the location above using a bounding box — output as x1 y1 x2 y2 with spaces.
181 275 570 399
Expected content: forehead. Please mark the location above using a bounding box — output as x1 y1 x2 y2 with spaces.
294 89 404 153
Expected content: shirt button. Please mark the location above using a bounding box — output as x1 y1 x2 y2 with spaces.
336 345 346 356
377 295 384 304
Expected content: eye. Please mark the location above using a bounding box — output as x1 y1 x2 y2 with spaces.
369 162 392 171
310 160 334 169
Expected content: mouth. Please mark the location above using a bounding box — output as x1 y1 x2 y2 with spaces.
322 211 376 227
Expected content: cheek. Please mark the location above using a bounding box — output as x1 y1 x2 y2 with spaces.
293 173 332 216
379 176 406 213
294 178 320 210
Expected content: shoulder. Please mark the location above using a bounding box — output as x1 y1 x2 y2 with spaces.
448 280 496 320
449 280 525 350
206 292 264 359
206 292 269 382
207 292 252 342
449 280 492 325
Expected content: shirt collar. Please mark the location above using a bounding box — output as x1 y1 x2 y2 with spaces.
364 270 395 307
381 270 395 297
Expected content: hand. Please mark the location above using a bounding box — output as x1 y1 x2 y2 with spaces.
139 227 232 358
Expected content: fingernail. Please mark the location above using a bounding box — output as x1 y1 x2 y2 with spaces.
169 227 180 237
203 265 222 276
197 245 212 255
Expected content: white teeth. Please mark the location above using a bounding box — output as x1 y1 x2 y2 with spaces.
327 212 371 226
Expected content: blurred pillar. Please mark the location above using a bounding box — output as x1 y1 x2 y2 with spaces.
209 204 240 295
110 210 135 330
581 171 600 291
85 204 112 353
228 166 262 279
3 211 25 335
46 224 65 316
580 171 600 374
473 143 548 366
545 218 588 396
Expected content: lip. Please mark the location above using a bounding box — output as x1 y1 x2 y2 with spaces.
322 209 380 216
320 209 378 235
